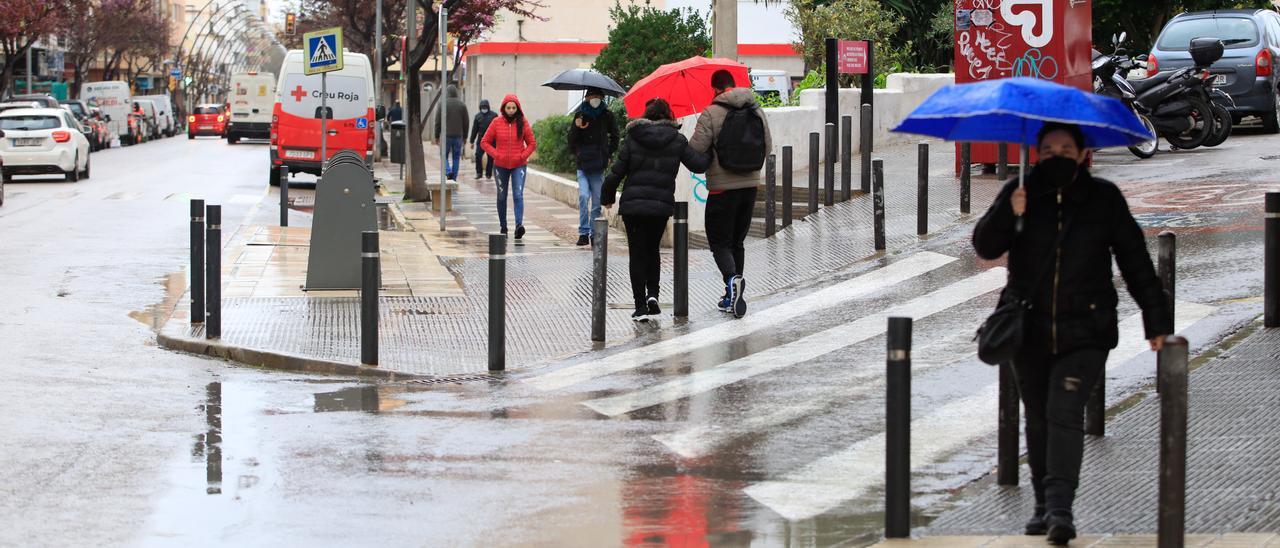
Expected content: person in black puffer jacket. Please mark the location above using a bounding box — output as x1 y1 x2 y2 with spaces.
603 98 709 322
973 123 1172 545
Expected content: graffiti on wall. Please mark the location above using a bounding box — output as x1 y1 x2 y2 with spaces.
956 0 1059 81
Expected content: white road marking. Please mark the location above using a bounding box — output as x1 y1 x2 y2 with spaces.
743 300 1215 521
523 252 959 392
581 268 1008 417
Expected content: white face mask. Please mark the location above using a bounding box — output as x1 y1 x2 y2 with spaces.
588 98 602 109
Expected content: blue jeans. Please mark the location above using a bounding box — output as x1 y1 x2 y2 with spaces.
577 170 604 236
445 137 464 180
494 165 526 230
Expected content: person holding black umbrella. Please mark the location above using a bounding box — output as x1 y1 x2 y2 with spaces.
567 87 619 246
972 122 1172 545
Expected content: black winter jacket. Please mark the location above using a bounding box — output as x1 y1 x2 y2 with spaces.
567 107 619 172
470 100 498 146
973 167 1173 354
603 119 710 217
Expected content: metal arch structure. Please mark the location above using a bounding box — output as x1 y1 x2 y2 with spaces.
190 14 256 103
186 5 251 73
208 19 262 90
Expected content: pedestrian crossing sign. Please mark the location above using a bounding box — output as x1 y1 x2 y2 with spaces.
303 27 343 75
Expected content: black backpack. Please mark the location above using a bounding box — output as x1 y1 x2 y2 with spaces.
714 104 766 173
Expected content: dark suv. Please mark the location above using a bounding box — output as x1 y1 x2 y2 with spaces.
1150 9 1280 132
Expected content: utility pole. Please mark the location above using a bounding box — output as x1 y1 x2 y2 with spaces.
712 0 738 61
374 0 383 160
404 0 417 194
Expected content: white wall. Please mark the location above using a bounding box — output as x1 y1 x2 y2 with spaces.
665 0 799 44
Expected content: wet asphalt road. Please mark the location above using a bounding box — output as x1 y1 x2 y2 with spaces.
0 129 1275 547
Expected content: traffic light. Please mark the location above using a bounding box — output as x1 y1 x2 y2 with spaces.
285 13 296 36
169 76 177 91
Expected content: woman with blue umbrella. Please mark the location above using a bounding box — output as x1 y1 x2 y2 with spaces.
897 78 1172 544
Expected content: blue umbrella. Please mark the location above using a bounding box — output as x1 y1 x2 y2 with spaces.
893 77 1154 148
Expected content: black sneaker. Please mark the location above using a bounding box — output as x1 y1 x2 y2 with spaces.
730 276 747 318
500 227 508 235
1025 505 1047 536
515 225 526 240
576 235 590 246
646 296 660 317
1046 511 1076 545
631 307 649 322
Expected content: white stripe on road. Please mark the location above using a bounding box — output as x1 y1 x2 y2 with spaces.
744 300 1215 521
582 268 1008 417
523 251 958 392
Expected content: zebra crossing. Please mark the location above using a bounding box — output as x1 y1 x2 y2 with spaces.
521 250 1217 522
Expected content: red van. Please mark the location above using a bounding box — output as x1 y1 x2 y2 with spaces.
269 49 380 185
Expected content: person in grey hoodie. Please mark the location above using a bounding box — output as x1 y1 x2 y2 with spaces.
688 70 773 318
433 85 469 180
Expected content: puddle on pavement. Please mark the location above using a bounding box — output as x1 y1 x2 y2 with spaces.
128 270 186 330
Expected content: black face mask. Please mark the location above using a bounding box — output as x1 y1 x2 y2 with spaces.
1034 156 1082 189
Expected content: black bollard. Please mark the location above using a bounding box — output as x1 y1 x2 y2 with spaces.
841 115 853 201
998 362 1020 486
960 143 972 215
591 218 608 342
1158 336 1189 548
674 202 689 318
488 233 506 371
997 145 1009 181
205 204 221 339
824 122 836 207
1266 193 1278 327
765 154 777 237
279 166 289 227
860 104 872 193
917 143 929 236
190 199 205 325
872 158 886 251
1156 231 1177 393
808 132 819 215
360 231 379 365
885 317 912 538
782 146 794 228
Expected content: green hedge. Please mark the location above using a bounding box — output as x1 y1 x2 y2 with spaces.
531 100 630 175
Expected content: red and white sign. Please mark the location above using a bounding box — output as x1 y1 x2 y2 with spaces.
838 40 869 75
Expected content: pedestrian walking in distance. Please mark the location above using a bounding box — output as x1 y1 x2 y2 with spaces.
434 85 469 181
479 94 536 240
689 70 772 318
602 98 709 322
470 99 498 180
568 87 620 246
387 101 403 123
972 123 1172 545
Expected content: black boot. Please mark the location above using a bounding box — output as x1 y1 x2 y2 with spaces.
1024 505 1047 535
1046 510 1076 545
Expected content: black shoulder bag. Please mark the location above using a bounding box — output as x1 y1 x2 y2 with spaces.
975 214 1074 365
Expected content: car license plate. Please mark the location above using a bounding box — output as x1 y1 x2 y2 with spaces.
12 137 41 146
284 149 315 159
1212 74 1228 86
199 125 212 130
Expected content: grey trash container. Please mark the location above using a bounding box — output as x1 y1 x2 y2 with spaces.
390 121 406 164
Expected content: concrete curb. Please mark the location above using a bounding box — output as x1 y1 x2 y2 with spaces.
157 324 424 381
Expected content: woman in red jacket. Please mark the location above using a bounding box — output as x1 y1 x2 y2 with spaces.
479 94 537 239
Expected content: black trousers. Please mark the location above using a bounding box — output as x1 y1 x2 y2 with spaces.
705 187 757 285
1012 343 1108 514
474 147 494 178
623 215 668 308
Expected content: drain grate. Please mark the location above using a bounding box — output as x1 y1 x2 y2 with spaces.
403 373 498 385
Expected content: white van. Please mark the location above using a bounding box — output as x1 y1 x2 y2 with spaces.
270 50 378 184
80 81 131 142
750 70 791 104
138 94 176 137
227 72 276 144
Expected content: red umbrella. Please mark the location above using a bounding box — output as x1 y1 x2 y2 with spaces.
623 56 752 119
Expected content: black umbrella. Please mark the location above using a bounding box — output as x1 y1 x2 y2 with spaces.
541 69 626 97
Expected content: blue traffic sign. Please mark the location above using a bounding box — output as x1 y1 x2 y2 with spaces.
170 69 181 77
303 28 344 75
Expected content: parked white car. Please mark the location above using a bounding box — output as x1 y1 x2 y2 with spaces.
0 108 91 182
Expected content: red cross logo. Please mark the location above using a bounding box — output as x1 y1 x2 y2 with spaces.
290 85 307 102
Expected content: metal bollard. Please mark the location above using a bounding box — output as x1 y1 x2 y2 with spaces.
279 166 289 227
885 317 912 538
591 218 608 342
872 158 886 251
808 132 819 215
765 155 777 237
205 204 221 339
488 233 506 371
1266 193 1278 327
860 104 872 193
824 122 836 207
960 143 972 215
782 146 793 229
1156 231 1177 393
998 362 1020 486
841 115 853 201
190 199 205 325
1158 336 1189 548
360 231 379 365
917 143 929 236
996 145 1009 180
674 202 689 318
